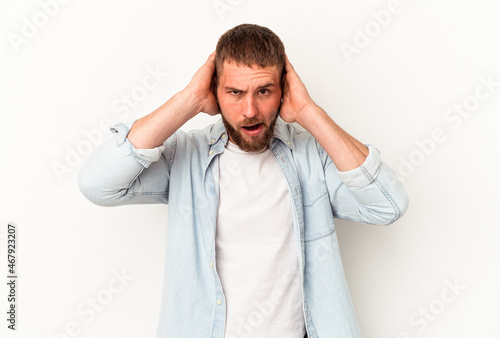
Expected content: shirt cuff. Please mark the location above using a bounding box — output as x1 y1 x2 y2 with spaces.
110 121 166 167
336 144 382 189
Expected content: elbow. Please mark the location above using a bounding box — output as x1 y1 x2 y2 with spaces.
77 167 119 207
361 191 410 226
384 191 410 225
77 169 101 206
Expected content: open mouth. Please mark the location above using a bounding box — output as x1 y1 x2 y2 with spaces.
242 123 262 131
241 123 264 137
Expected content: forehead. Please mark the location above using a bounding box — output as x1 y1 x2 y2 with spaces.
219 61 280 85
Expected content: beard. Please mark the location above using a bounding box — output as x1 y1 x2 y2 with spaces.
221 113 278 153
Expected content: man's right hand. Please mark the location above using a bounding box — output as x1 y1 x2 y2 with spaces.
127 52 221 149
183 52 221 116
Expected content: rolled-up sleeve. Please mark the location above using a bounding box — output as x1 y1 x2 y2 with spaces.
323 144 409 225
336 144 382 189
77 120 173 206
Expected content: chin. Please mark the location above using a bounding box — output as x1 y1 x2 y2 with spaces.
221 114 277 153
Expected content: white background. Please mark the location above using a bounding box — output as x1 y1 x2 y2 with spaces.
1 0 499 337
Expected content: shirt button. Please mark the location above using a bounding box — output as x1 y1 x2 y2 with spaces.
211 138 216 143
286 141 291 146
210 261 213 267
217 299 222 305
222 134 226 138
209 150 214 155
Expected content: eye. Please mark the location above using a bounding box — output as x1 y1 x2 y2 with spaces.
229 90 240 95
258 89 269 95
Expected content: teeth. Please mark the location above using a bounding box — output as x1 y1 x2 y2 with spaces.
243 124 260 131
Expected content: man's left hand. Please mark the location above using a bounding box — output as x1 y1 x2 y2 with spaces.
279 54 318 127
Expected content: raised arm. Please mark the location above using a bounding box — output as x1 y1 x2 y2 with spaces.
78 52 220 206
128 52 220 148
279 54 408 224
279 54 368 172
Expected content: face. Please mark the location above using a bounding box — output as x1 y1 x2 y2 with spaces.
216 61 282 152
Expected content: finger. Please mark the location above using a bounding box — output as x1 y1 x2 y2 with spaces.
284 53 294 71
205 52 216 71
208 51 217 76
282 76 290 97
210 74 218 98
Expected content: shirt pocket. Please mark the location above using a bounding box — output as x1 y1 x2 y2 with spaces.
302 180 336 242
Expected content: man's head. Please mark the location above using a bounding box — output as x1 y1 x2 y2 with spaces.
214 24 286 152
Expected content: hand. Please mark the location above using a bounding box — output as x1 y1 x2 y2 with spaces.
184 52 221 116
279 54 318 125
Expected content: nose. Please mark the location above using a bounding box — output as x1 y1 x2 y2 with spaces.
242 95 258 118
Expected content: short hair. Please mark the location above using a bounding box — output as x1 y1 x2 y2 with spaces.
215 23 286 80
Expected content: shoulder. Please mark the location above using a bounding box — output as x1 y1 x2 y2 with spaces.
274 117 319 151
173 119 225 146
169 118 227 166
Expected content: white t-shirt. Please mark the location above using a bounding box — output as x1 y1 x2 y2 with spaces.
216 140 306 338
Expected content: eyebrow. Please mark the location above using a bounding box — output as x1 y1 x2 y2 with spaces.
224 83 276 92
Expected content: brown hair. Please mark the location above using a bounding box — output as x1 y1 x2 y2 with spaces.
215 24 285 81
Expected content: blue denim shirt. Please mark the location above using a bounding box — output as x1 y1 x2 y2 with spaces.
78 117 409 338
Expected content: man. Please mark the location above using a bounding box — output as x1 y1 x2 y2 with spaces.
78 24 409 338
